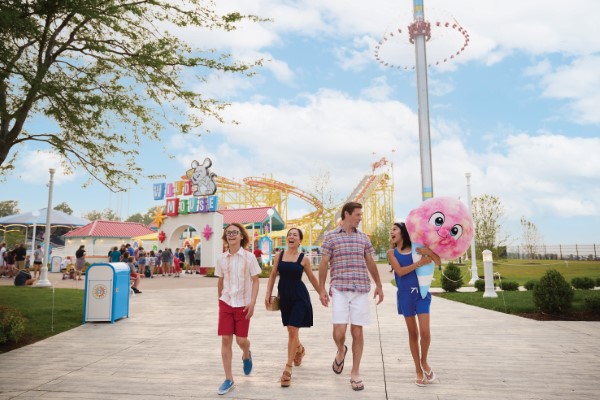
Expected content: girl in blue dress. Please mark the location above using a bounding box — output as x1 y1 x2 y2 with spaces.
387 222 441 387
265 228 319 388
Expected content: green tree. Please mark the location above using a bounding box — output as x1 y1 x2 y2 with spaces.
471 194 507 258
0 0 262 189
0 200 19 217
520 216 542 259
83 208 119 221
54 202 73 215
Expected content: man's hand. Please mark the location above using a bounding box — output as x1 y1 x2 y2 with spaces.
373 285 384 305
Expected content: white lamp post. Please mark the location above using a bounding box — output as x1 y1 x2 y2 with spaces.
482 249 497 298
266 208 274 266
36 168 55 288
466 173 478 284
30 210 40 260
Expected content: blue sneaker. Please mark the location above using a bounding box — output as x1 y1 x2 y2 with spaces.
217 379 234 395
243 351 253 375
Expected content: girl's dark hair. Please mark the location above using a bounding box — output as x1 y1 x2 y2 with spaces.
393 222 412 249
287 228 303 241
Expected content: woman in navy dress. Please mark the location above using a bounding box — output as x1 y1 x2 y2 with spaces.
265 228 319 387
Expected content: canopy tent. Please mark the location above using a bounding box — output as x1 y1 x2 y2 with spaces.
0 208 89 228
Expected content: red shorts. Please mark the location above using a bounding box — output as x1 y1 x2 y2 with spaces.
218 300 250 337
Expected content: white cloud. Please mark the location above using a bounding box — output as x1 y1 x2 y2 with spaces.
17 150 79 185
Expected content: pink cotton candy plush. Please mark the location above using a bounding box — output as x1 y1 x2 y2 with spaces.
406 197 474 260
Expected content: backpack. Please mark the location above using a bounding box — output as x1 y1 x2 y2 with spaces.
144 265 151 278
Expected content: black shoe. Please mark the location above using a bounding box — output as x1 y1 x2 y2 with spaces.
131 287 141 294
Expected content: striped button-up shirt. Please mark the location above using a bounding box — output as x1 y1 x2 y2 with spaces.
215 248 262 307
321 227 375 293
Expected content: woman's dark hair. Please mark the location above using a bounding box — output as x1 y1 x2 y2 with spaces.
287 228 303 241
393 222 412 250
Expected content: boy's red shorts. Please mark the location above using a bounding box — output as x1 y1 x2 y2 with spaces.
218 300 250 337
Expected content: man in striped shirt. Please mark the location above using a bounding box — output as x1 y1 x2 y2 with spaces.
318 202 384 392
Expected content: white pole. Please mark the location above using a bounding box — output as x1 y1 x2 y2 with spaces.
466 173 479 284
482 249 497 298
36 168 55 287
30 210 40 259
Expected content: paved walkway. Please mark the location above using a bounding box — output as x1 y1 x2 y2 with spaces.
1 273 599 399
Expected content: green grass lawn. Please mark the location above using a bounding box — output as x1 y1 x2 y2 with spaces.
437 290 600 316
0 287 84 353
404 259 600 288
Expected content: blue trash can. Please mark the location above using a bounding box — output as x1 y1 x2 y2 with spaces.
83 262 130 323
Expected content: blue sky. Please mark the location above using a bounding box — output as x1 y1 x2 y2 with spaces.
2 0 599 245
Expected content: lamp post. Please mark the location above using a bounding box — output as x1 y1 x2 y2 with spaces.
465 173 478 284
36 168 55 288
30 210 40 260
482 249 497 298
266 208 274 266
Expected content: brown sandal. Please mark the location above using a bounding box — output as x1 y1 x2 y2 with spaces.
280 364 292 387
293 345 305 366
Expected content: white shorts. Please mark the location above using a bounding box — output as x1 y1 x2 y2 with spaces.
331 287 371 326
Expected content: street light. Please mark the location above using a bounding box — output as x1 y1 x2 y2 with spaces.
266 208 274 266
482 250 497 298
30 210 40 261
465 173 478 284
36 168 55 288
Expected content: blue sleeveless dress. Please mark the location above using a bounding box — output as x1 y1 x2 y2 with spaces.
277 251 313 328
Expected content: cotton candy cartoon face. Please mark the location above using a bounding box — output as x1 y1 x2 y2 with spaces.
405 197 474 260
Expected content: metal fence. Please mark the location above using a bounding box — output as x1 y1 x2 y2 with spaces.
506 244 599 261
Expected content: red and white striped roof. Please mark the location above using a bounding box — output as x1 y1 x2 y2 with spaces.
64 220 154 238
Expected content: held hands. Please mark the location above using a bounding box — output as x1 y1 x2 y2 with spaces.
319 289 330 307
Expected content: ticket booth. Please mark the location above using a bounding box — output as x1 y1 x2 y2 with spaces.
83 262 130 323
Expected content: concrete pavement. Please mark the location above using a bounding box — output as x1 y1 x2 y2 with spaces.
1 272 599 399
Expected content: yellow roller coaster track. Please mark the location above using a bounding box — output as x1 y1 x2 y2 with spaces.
214 158 394 245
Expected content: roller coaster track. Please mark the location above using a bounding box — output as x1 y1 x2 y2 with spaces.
214 158 393 245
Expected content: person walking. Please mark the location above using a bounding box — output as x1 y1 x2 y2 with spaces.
215 223 261 395
32 244 44 279
318 202 384 392
264 228 320 387
387 222 441 386
75 245 86 281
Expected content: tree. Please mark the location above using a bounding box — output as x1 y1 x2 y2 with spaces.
83 208 119 221
0 200 19 217
54 202 73 215
311 169 338 233
520 216 542 259
370 223 392 258
0 1 262 189
471 194 506 257
126 207 158 225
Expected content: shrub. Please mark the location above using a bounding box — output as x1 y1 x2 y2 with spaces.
259 265 273 278
532 269 574 314
584 296 600 315
0 305 26 345
205 267 215 277
441 264 463 292
474 279 486 292
523 280 537 291
499 281 519 291
596 277 600 287
571 277 595 290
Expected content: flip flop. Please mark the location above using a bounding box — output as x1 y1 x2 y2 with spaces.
332 345 347 374
350 379 364 391
424 369 436 382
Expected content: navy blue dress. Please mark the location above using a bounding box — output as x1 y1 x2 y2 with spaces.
277 251 313 328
